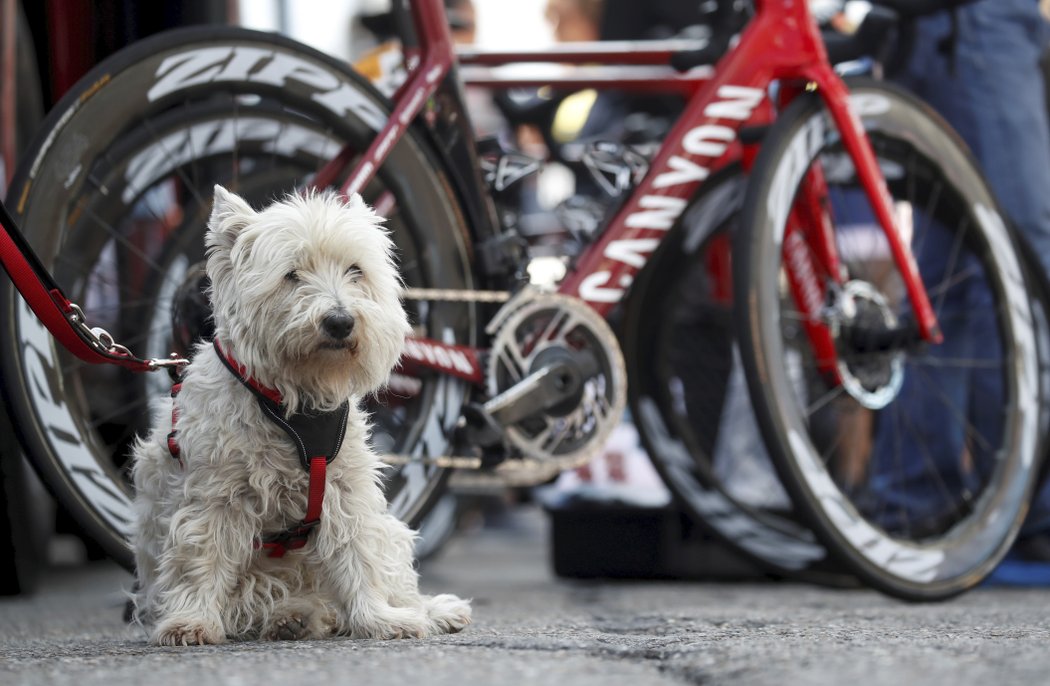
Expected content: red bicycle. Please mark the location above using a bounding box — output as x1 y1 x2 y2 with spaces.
0 0 1041 600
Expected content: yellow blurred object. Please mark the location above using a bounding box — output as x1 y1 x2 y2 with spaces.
353 40 406 96
830 12 856 34
551 89 599 143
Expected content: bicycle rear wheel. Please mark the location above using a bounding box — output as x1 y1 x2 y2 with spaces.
626 170 853 584
0 27 477 570
735 79 1043 600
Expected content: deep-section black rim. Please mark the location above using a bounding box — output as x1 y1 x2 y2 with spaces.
1 29 475 568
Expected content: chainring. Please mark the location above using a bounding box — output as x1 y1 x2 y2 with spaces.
483 289 628 480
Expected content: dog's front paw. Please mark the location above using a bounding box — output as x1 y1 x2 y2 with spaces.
153 619 224 646
425 594 472 634
360 620 428 640
266 614 310 641
352 607 430 640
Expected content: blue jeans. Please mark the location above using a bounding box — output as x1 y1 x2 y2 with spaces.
867 219 1003 529
876 0 1050 532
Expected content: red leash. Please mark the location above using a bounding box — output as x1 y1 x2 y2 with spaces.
0 200 185 373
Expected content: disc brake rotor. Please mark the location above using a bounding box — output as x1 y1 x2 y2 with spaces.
836 280 904 410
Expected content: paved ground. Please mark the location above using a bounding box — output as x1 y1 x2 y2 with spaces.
2 507 1049 686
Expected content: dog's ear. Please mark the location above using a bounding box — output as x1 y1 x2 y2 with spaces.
345 192 375 216
207 185 255 253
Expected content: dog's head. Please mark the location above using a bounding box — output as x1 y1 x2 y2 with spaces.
205 185 410 410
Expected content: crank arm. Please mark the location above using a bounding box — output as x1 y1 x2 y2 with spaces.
483 351 601 427
483 366 560 426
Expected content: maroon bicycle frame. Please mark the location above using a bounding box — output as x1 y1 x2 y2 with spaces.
344 0 943 384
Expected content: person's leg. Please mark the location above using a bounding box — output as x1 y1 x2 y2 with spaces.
867 219 986 531
894 1 1050 275
891 0 1050 533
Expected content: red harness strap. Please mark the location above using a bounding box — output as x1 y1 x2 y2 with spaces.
166 340 348 559
256 457 328 558
168 378 329 557
167 383 184 467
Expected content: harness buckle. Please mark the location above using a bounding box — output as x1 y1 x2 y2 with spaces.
255 520 320 558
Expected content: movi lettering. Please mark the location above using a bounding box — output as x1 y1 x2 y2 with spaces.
580 85 764 304
402 339 475 376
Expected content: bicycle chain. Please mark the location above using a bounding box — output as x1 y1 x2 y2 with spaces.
379 452 564 488
403 287 511 303
380 454 482 469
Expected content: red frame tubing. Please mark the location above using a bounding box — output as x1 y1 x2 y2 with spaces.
456 40 708 66
339 0 454 197
801 61 942 342
333 0 944 381
789 166 844 380
457 39 712 95
0 0 16 190
783 210 841 379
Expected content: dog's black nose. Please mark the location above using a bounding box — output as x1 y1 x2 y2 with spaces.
322 311 355 339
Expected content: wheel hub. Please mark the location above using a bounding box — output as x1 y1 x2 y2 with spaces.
835 280 904 410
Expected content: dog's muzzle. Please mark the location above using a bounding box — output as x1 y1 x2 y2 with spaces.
322 310 355 340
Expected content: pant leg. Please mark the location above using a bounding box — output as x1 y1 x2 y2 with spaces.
889 0 1050 526
867 221 989 529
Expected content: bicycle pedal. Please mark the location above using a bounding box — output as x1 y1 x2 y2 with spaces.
581 140 649 197
556 195 606 243
476 136 542 192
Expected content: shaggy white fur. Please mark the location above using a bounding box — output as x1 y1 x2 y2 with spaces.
130 186 471 646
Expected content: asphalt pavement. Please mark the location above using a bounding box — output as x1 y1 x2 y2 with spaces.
2 506 1049 686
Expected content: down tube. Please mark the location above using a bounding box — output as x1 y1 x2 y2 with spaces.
559 67 773 316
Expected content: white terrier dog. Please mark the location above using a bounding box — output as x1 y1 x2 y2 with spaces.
130 186 471 646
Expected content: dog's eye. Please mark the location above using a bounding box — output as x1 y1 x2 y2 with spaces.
284 270 300 283
346 264 363 280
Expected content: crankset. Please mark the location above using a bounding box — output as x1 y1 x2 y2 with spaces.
389 288 628 487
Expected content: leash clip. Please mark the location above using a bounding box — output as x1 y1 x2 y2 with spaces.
68 300 189 377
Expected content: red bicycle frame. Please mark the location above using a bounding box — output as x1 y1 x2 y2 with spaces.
343 0 942 383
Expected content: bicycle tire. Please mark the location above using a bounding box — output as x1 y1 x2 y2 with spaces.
625 168 855 585
0 26 478 570
0 3 50 595
734 78 1042 600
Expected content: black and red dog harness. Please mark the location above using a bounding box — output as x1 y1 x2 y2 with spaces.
168 339 350 558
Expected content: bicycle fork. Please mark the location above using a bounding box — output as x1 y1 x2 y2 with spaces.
776 66 944 394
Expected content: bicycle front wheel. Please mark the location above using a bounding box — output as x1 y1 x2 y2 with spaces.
0 27 477 569
735 80 1043 600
